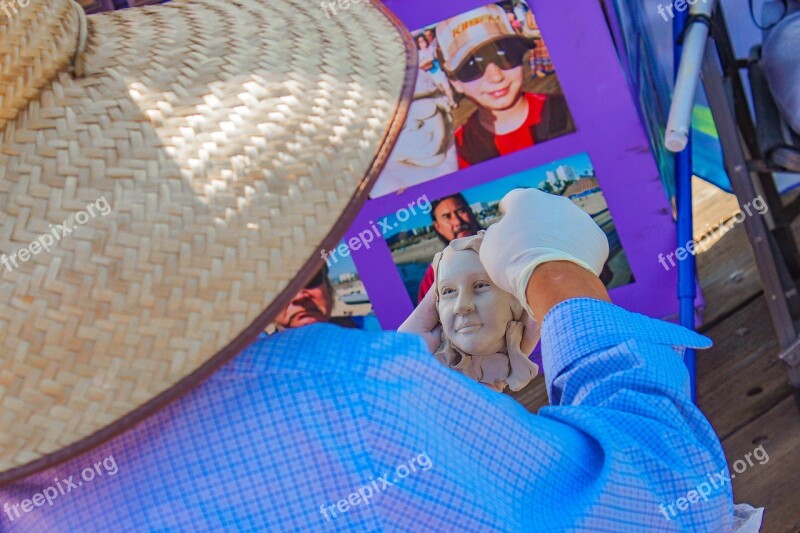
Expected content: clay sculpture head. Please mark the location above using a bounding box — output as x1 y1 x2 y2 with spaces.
432 231 539 392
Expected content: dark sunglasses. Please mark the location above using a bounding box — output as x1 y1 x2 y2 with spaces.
451 38 532 83
305 270 327 290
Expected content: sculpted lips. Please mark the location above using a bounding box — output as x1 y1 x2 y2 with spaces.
456 322 482 334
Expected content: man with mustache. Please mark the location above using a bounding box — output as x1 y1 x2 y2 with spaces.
417 193 482 303
271 264 366 332
271 265 334 331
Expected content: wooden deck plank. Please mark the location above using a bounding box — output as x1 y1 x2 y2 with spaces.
508 377 548 413
720 394 800 533
692 177 741 241
697 296 794 440
696 220 763 327
693 179 800 328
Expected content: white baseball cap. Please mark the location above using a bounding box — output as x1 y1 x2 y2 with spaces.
435 4 527 74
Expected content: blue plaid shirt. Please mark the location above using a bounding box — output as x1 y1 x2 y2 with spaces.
0 299 733 531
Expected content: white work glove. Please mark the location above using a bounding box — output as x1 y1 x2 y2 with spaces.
480 188 609 318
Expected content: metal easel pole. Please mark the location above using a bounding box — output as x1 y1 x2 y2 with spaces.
667 0 717 402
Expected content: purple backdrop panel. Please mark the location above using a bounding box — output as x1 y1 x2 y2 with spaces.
349 0 680 329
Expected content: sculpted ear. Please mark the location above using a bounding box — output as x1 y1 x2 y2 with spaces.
509 298 525 321
431 251 443 273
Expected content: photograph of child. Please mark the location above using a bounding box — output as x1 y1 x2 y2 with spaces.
370 0 575 198
380 153 633 306
368 73 460 198
441 2 574 168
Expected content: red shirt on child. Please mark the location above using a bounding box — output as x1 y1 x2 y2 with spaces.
454 92 573 168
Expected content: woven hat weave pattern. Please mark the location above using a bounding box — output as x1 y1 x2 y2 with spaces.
0 0 415 481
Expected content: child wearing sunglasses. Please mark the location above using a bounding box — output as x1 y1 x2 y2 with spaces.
436 4 574 168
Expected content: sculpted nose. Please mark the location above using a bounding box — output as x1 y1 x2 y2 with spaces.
454 290 474 316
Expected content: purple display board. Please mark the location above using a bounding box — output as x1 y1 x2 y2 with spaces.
326 0 679 330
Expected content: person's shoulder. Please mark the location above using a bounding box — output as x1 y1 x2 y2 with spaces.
225 323 431 378
457 109 486 138
538 92 568 109
417 263 436 303
525 92 569 122
524 92 547 105
454 122 466 141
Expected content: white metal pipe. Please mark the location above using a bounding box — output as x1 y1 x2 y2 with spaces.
665 0 718 153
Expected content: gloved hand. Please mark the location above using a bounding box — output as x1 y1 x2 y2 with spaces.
398 285 442 354
480 188 609 317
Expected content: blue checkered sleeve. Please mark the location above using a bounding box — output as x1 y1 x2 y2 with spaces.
542 297 712 406
536 298 733 530
0 299 735 532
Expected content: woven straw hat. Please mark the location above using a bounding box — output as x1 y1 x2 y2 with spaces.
0 0 415 483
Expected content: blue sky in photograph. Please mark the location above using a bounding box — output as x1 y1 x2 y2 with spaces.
324 240 358 279
380 152 594 239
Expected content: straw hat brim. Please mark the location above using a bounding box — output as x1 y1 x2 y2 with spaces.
0 0 416 483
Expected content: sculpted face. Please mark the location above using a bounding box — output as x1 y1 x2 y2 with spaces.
431 232 539 392
437 246 517 356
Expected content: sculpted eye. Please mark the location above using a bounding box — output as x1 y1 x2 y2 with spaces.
441 287 456 296
474 281 491 290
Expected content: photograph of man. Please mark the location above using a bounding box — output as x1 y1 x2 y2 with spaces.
431 193 482 244
268 264 333 332
383 153 634 309
417 193 483 302
436 3 575 168
268 261 379 332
